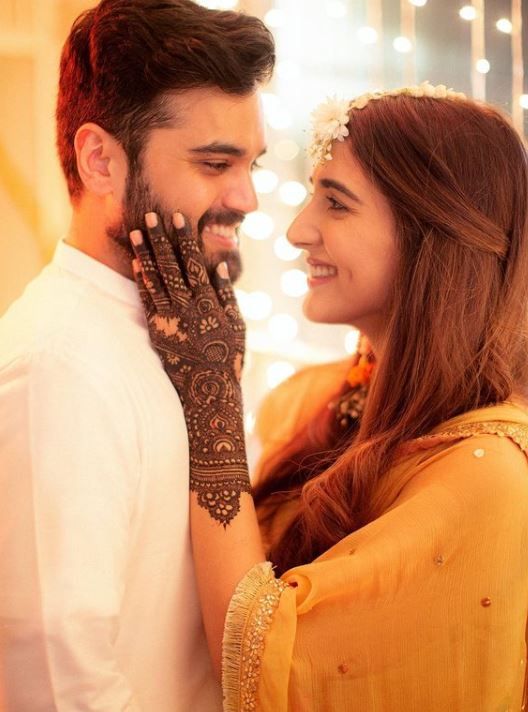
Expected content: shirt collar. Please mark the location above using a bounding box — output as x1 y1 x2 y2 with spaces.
53 240 142 310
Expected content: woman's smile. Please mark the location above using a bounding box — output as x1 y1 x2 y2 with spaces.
306 257 338 287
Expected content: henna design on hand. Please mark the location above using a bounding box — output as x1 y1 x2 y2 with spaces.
130 213 249 526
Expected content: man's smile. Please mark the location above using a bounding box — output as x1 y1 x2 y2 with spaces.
202 223 240 251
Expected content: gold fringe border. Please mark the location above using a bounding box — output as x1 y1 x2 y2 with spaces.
222 561 288 712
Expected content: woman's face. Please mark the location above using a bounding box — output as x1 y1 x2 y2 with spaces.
287 141 398 343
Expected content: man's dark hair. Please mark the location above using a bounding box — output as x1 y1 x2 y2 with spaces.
56 0 275 200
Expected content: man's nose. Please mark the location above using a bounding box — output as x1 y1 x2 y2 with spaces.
223 174 259 215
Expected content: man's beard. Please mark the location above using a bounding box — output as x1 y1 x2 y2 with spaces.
107 163 243 283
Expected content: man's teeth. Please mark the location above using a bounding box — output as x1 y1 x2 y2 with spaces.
309 264 338 278
204 225 237 239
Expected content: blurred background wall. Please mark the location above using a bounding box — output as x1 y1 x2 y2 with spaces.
1 0 527 444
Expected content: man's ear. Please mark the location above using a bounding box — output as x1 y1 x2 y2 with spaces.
74 123 127 197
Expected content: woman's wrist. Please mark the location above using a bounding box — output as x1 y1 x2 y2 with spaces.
184 390 250 526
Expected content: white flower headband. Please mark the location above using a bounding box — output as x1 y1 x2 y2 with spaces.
308 81 467 165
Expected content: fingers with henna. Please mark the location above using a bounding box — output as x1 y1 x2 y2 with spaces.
214 262 245 331
172 212 211 288
131 256 155 315
130 229 170 312
144 212 191 304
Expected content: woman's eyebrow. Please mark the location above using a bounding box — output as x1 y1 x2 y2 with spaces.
311 176 363 205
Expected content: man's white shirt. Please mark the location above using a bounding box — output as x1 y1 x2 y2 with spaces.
0 241 222 711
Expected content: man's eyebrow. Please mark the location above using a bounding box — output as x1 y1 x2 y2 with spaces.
311 176 364 205
189 142 267 159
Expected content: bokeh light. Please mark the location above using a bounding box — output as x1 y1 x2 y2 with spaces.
261 92 293 130
239 291 273 321
496 18 513 33
273 139 300 161
274 234 302 262
459 5 477 21
276 60 302 81
268 313 299 344
393 36 413 53
241 211 275 241
325 0 347 19
264 8 286 28
281 269 308 297
266 361 296 389
252 168 279 194
279 181 308 206
344 329 361 355
357 26 379 45
244 411 256 435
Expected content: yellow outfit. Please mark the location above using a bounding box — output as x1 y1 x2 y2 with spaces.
223 381 528 711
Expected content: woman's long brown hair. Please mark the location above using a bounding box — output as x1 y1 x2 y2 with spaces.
253 95 528 575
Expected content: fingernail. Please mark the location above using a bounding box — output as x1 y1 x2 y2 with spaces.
216 262 229 280
131 258 140 272
173 212 185 229
130 230 143 246
145 212 158 228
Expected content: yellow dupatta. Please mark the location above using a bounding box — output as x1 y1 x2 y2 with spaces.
223 402 528 711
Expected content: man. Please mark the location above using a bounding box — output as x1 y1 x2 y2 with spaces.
0 1 274 709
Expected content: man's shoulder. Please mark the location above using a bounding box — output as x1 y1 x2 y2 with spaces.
0 266 148 403
1 264 85 357
1 263 143 365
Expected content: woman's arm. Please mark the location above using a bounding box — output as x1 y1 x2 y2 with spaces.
191 494 265 675
130 212 266 676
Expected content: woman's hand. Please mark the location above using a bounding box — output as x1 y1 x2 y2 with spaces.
130 211 250 526
131 212 266 679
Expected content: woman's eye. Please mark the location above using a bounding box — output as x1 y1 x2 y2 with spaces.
251 161 263 171
326 196 347 212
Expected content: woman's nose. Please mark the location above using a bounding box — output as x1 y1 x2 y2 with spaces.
287 207 321 248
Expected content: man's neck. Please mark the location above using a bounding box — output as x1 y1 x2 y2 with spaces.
65 197 134 281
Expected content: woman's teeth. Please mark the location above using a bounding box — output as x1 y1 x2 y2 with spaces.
309 264 338 278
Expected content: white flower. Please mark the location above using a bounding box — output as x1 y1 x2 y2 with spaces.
311 97 350 139
353 95 370 109
422 81 436 97
311 96 350 124
309 96 351 164
308 82 466 165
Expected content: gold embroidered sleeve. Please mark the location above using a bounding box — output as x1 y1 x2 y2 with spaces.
222 562 290 712
403 420 528 455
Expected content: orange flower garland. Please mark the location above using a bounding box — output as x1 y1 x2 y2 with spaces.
333 336 375 428
346 357 375 389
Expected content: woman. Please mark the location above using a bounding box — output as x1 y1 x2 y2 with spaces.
130 82 528 711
